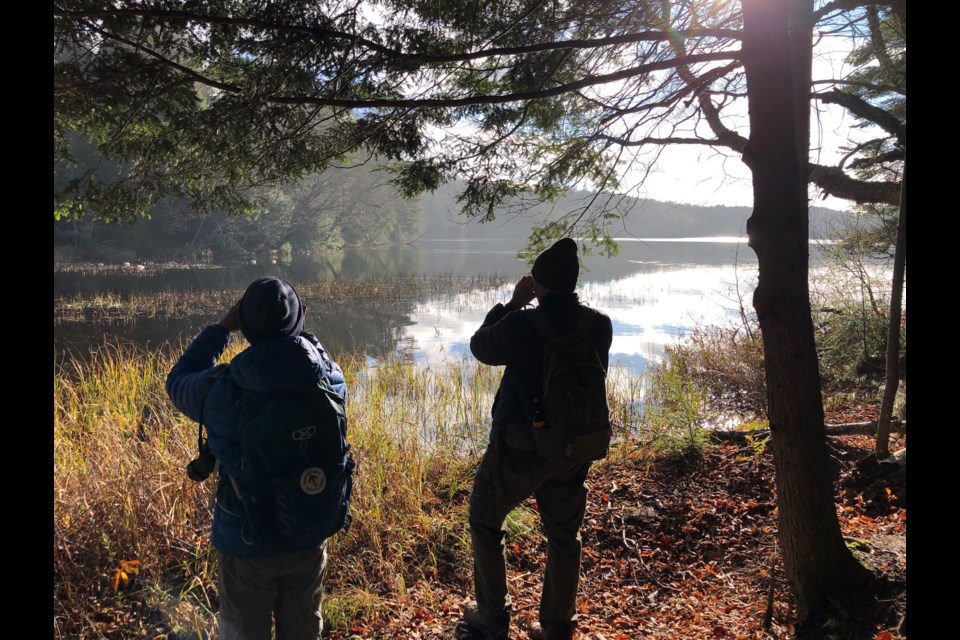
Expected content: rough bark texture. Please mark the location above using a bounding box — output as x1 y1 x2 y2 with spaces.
876 161 906 458
740 0 870 623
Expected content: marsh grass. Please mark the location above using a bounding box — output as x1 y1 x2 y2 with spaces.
54 341 225 638
671 321 767 417
54 334 670 638
54 261 220 276
54 338 517 637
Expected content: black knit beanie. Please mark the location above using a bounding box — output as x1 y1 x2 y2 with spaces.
237 277 305 344
531 238 579 293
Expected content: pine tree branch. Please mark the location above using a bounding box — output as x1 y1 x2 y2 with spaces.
57 6 741 65
809 163 900 205
64 18 741 110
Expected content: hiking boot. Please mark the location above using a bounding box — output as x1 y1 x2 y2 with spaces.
456 602 510 640
528 621 576 640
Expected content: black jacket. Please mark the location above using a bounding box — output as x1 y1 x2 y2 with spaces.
470 292 613 451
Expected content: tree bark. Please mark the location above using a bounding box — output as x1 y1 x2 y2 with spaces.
876 160 906 458
740 0 870 623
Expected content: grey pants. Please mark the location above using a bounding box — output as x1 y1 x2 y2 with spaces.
469 437 591 631
217 543 328 640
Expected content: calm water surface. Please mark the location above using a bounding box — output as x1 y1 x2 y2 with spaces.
55 238 782 375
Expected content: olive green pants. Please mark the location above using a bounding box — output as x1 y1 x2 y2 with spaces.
469 435 591 633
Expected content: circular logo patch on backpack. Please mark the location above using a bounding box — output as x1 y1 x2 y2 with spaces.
300 468 327 494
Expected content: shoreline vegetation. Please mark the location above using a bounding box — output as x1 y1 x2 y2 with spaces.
54 274 511 326
54 261 224 276
54 334 906 639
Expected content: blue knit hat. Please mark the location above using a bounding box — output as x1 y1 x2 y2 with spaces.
237 277 305 344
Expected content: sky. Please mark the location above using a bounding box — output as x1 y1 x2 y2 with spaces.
617 29 876 212
628 100 863 212
376 0 881 215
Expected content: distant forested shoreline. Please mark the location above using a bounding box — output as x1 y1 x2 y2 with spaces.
56 144 846 264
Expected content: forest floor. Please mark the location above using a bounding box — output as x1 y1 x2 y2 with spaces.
318 400 906 640
69 400 906 640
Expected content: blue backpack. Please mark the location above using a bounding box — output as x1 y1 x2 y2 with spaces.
199 368 355 548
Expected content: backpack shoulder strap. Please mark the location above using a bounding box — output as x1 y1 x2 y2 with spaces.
202 364 230 398
195 364 231 458
526 307 563 343
529 306 597 342
573 307 597 338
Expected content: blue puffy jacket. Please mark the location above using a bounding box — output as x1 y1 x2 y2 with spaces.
166 324 347 557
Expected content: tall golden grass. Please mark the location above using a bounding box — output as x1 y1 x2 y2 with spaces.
54 338 538 637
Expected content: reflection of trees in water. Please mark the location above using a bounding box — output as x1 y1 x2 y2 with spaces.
53 248 433 298
52 243 763 302
55 319 209 364
300 297 413 360
54 301 414 364
53 269 509 364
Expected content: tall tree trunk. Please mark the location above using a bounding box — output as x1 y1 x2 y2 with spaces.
876 161 906 458
740 0 870 623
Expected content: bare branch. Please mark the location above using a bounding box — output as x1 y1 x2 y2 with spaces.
815 89 904 142
813 1 904 23
266 52 742 109
849 147 904 169
667 24 749 154
866 5 904 92
811 79 901 94
596 135 725 148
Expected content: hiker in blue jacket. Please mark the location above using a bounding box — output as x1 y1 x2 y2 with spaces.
167 276 346 640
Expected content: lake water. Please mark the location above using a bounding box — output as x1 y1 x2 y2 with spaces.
54 238 784 375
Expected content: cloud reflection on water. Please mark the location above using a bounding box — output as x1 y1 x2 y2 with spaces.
403 262 762 377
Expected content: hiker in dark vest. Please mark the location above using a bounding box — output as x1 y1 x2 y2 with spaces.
460 238 613 640
167 277 348 640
